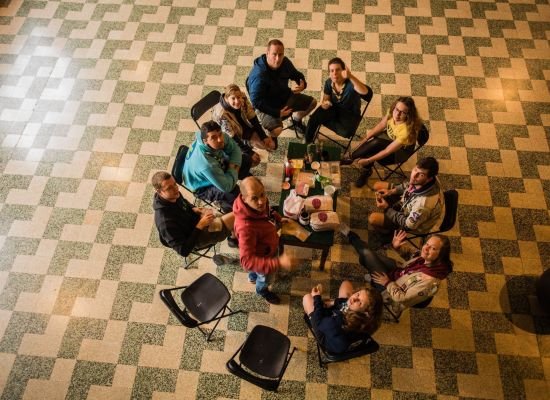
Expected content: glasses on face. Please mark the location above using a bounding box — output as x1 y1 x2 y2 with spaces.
394 107 408 116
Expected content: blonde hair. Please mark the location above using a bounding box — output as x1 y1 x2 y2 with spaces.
223 83 243 99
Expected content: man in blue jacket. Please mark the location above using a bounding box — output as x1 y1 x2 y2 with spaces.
247 39 316 140
183 120 247 213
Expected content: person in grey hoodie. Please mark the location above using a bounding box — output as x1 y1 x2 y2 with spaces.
247 39 316 139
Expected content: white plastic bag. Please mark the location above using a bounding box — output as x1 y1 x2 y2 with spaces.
283 189 305 220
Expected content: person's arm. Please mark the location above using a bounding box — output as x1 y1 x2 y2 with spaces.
201 162 239 193
355 115 388 147
237 225 279 275
342 67 368 95
248 74 281 117
286 58 307 89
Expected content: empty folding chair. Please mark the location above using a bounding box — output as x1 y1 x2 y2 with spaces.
159 273 243 341
226 325 296 392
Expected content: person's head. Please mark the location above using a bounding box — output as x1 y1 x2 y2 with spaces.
152 171 180 203
200 120 224 150
223 84 243 110
390 96 422 140
409 157 439 187
240 176 267 213
343 286 383 335
266 39 285 70
422 234 453 270
327 57 346 83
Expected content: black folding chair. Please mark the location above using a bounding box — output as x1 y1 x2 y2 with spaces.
313 84 373 155
374 124 429 181
303 314 379 367
384 296 433 323
226 325 296 392
159 273 243 341
406 189 459 248
157 233 217 269
191 90 221 129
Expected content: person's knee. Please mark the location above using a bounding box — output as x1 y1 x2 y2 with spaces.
368 212 384 227
270 127 283 137
373 181 389 191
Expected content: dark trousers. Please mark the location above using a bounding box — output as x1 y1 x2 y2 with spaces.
350 136 393 168
196 185 240 214
305 106 360 144
348 231 398 290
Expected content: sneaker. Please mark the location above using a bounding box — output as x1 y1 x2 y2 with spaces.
248 276 256 284
364 273 372 283
227 236 239 248
338 222 351 237
355 167 373 188
292 119 306 137
390 302 405 319
260 290 281 305
339 157 354 166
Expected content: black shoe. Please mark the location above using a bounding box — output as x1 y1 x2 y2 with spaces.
212 254 225 266
340 157 353 166
227 236 239 248
260 290 281 305
292 119 306 137
355 167 373 188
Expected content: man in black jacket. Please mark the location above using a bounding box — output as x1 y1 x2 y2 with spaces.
152 171 236 262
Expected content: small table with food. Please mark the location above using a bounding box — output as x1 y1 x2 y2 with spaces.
278 142 342 271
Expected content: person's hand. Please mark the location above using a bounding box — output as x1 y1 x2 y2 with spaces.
292 79 306 93
263 136 275 150
392 230 407 249
342 66 351 80
375 194 389 210
196 213 215 230
377 188 392 197
251 152 261 166
280 106 293 118
372 271 390 286
321 100 332 110
311 283 322 296
278 253 293 271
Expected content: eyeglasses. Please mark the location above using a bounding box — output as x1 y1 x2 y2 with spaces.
394 107 408 116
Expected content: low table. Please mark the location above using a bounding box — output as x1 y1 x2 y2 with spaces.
278 142 342 271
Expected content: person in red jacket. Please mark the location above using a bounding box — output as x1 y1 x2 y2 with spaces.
233 177 293 304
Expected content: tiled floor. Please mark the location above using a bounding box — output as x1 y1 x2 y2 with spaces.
1 0 549 399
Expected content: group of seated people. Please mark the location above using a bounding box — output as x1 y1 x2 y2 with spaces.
152 38 454 355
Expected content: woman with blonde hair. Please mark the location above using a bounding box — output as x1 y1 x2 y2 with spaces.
341 96 423 188
302 280 383 354
212 84 275 173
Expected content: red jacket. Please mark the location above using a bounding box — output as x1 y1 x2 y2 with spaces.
233 195 281 275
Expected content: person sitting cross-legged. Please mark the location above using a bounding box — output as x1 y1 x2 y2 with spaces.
152 171 238 263
340 96 423 188
302 280 383 354
183 120 248 214
341 227 453 319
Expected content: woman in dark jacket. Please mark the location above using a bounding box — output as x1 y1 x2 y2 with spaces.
302 280 383 354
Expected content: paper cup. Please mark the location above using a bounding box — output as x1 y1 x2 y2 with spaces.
324 185 336 197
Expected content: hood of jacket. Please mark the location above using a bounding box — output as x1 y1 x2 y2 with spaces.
233 193 270 221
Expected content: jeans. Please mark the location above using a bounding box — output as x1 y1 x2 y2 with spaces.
248 272 268 295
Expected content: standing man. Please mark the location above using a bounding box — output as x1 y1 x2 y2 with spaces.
368 157 444 248
183 120 247 213
233 177 293 304
247 39 317 141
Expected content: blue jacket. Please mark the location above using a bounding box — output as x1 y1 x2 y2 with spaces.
182 131 242 192
247 54 306 117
